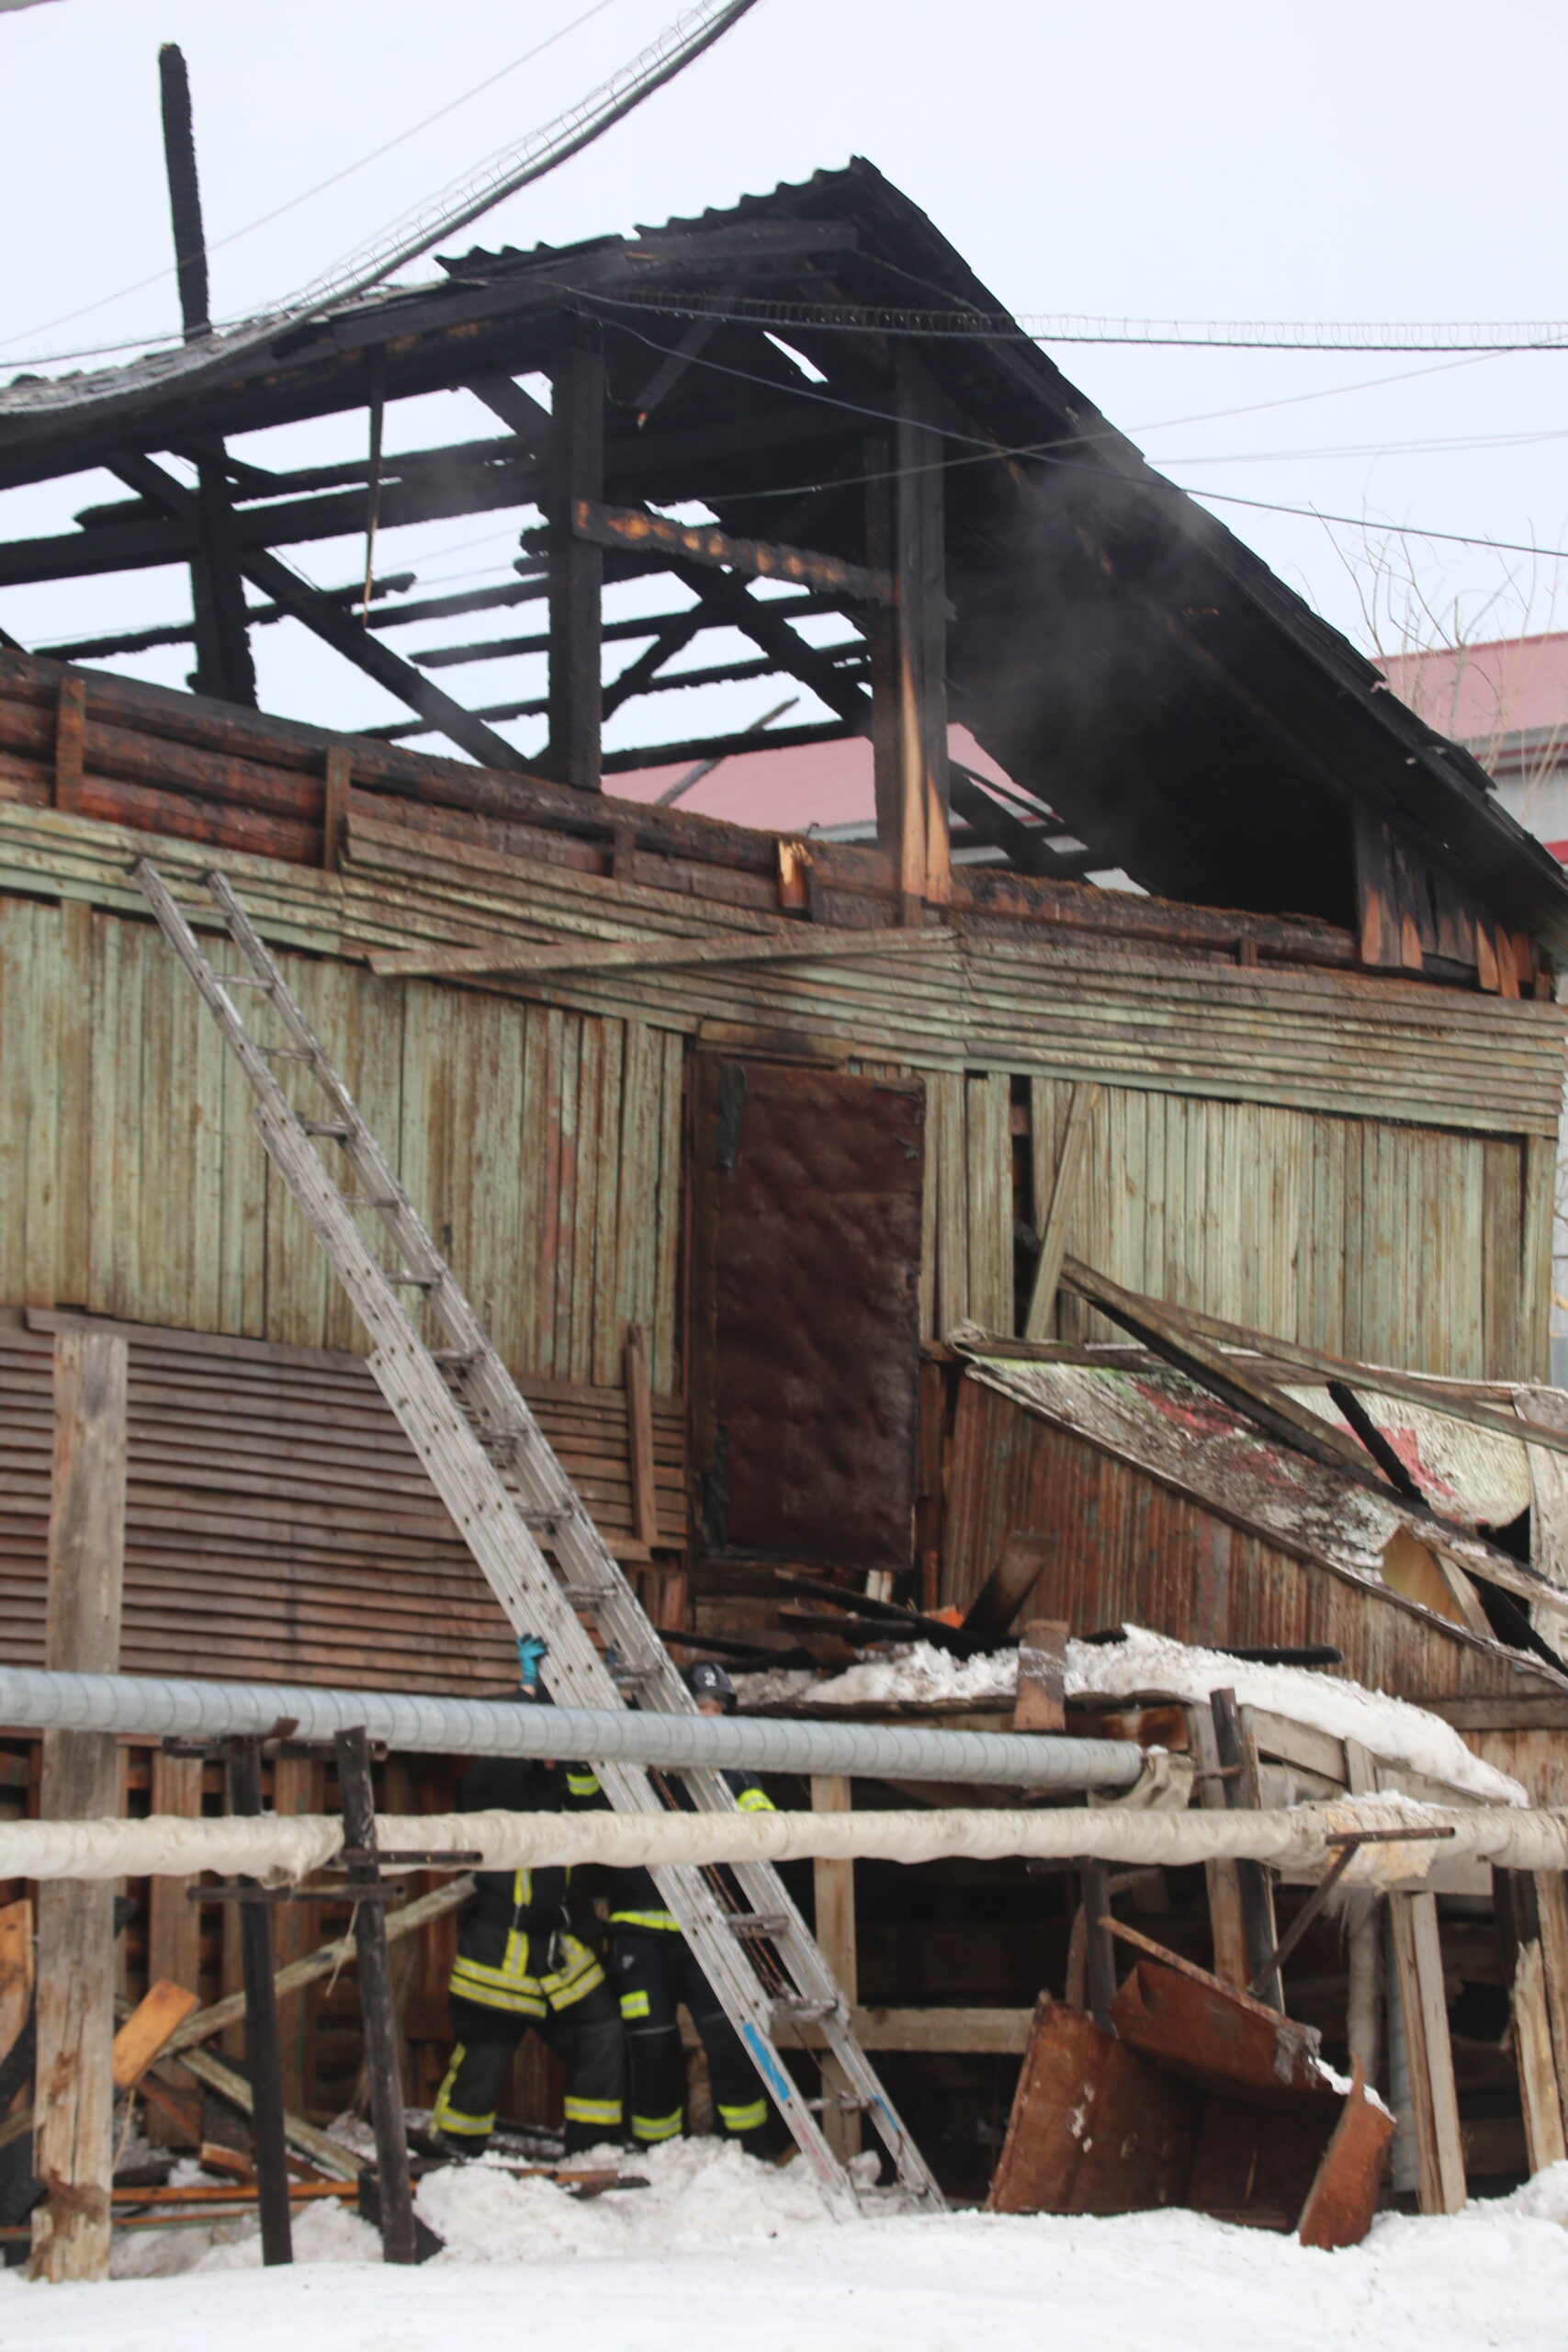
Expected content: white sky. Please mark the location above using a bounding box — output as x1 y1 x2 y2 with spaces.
2 0 1566 753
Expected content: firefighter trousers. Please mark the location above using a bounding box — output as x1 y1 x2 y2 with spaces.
433 1975 625 2155
611 1928 771 2155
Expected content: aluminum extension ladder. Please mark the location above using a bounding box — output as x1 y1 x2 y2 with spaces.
134 860 943 2218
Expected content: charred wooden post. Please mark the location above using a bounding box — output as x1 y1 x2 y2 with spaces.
334 1727 417 2263
1080 1861 1116 2029
157 43 256 708
30 1331 127 2284
225 1739 293 2265
870 353 949 913
545 318 605 794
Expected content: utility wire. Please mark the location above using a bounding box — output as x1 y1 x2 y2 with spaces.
0 0 626 363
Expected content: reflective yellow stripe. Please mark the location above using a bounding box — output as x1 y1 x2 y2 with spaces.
618 1988 651 2019
450 1962 547 2017
631 2109 683 2143
562 2096 623 2125
433 2046 495 2139
512 1868 532 1916
565 1771 600 1797
718 2098 769 2134
737 1787 774 1814
609 1909 682 1932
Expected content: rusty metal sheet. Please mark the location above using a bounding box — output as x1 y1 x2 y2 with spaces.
1110 1961 1332 2110
1296 2060 1394 2249
693 1057 923 1575
987 1996 1198 2216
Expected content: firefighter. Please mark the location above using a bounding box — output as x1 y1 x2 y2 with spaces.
431 1636 626 2158
607 1658 775 2158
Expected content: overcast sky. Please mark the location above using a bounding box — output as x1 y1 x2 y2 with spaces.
3 0 1565 751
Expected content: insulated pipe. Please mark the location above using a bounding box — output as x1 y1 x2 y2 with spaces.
0 1664 1144 1793
2 1799 1567 1885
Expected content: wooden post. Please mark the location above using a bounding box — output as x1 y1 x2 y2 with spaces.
30 1330 127 2283
545 317 604 794
1012 1621 1068 1732
1080 1860 1116 2029
145 1750 204 2145
1388 1891 1466 2212
321 746 352 873
53 673 85 814
870 356 949 913
334 1728 417 2262
228 1740 293 2264
1342 1739 1382 2088
1210 1689 1282 2010
1189 1702 1249 1989
811 1776 860 2159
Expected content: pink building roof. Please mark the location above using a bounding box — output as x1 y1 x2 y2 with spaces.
607 724 1019 831
1378 630 1568 746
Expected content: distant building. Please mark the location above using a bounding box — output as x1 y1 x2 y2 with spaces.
1379 632 1568 859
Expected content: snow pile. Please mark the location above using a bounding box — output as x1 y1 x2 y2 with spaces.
109 2192 381 2281
417 2133 830 2264
13 2196 1568 2352
1070 1626 1525 1804
739 1622 1523 1804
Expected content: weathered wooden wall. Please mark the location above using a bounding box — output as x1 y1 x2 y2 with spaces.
0 1317 684 1694
0 889 683 1389
914 1069 1551 1380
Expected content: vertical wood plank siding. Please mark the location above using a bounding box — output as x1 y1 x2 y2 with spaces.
0 894 682 1383
939 1375 1535 1702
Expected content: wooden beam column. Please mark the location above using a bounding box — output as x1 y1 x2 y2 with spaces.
1389 1891 1466 2212
30 1330 128 2283
869 354 950 913
545 317 605 793
811 1776 860 2158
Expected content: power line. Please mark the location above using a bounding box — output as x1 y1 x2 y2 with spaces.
0 0 626 363
576 286 1568 355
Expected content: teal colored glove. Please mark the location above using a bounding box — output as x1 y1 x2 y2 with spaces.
516 1634 549 1691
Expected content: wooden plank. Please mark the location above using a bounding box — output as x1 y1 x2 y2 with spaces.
624 1321 660 1549
1511 1937 1568 2172
573 500 893 607
321 746 351 874
31 1329 127 2283
964 1070 1011 1331
1025 1081 1100 1342
1388 1891 1466 2213
0 1897 33 2092
811 1775 859 2160
544 323 604 795
1188 1699 1251 1992
1012 1618 1068 1731
111 1980 202 2092
370 922 942 982
1536 1871 1568 2137
1212 1690 1282 2011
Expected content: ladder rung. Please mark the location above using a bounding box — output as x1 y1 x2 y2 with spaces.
807 2095 876 2113
388 1271 436 1288
433 1350 480 1367
216 973 275 988
727 1913 789 1937
299 1119 350 1137
773 1997 838 2021
341 1194 399 1209
256 1045 315 1060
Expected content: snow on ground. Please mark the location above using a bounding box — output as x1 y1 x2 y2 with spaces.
6 2144 1567 2352
735 1622 1524 1804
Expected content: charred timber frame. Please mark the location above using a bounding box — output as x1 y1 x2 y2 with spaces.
544 321 605 794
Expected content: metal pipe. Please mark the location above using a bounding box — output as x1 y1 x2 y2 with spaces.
0 1665 1145 1792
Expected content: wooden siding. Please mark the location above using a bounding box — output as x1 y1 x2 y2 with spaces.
0 798 1561 1136
939 1374 1552 1704
916 1071 1548 1380
0 890 684 1387
0 1319 686 1694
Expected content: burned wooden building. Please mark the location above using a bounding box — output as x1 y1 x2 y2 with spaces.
3 161 1568 2207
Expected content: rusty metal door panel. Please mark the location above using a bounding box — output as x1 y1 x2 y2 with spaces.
692 1057 924 1575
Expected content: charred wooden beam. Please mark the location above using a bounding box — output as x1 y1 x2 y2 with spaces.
573 501 894 606
601 718 852 772
874 351 950 907
369 650 864 742
949 765 1098 880
108 455 531 772
543 322 605 793
412 589 846 671
158 45 210 343
36 573 416 663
